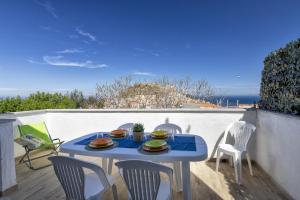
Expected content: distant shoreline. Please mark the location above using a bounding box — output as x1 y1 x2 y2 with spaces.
209 95 260 106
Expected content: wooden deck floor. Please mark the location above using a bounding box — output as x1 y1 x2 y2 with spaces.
4 152 291 200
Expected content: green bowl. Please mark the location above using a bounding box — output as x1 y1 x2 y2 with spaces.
144 140 167 148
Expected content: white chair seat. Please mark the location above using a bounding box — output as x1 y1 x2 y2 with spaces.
128 180 171 200
85 172 116 199
157 180 172 200
85 173 104 199
218 144 242 155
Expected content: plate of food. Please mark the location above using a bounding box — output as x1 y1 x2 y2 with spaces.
151 130 168 139
144 139 167 148
88 138 114 149
142 140 169 152
142 144 168 152
110 129 127 138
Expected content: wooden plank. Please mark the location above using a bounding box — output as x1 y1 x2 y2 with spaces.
4 153 292 200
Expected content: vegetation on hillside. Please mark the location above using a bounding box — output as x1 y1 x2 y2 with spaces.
0 92 76 113
96 76 214 108
0 76 214 113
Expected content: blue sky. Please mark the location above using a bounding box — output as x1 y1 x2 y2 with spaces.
0 0 300 96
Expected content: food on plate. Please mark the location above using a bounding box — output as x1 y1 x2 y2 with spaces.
90 138 112 147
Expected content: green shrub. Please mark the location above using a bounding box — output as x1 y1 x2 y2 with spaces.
0 92 76 113
259 38 300 115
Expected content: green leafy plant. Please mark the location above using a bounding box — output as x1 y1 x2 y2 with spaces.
259 38 300 115
133 123 145 132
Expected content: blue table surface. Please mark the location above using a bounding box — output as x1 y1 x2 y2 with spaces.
75 133 197 151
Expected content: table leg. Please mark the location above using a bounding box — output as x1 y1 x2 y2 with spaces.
102 158 108 174
174 161 183 191
108 158 113 175
182 161 191 200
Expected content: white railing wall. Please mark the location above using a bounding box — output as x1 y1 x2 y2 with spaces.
2 109 256 158
255 110 300 200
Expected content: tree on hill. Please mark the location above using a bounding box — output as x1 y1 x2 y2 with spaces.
96 76 214 108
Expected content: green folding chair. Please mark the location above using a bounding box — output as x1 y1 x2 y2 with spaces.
17 122 63 170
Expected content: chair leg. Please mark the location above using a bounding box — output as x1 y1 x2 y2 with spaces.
216 149 221 172
229 157 233 167
25 149 33 169
108 158 114 175
233 154 239 184
111 184 118 200
20 147 55 170
174 161 182 192
246 152 253 176
238 155 242 184
19 150 29 164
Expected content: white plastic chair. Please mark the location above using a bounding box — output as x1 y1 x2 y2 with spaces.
154 123 182 134
115 160 173 200
154 123 182 192
49 156 118 200
107 123 135 175
216 121 256 184
118 123 135 132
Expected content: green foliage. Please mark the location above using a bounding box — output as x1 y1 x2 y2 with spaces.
0 92 76 113
259 38 300 115
133 123 145 132
81 96 105 109
0 96 23 113
69 89 84 108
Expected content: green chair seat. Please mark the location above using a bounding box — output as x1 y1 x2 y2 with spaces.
18 122 53 147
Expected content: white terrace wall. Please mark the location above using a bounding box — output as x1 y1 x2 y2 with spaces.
255 110 300 200
2 109 256 158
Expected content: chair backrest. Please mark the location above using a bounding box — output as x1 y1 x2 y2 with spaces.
115 160 173 200
154 123 182 134
18 122 52 144
118 123 134 132
48 156 110 200
223 121 256 151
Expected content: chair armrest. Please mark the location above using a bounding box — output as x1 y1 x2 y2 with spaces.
51 138 64 144
52 138 60 142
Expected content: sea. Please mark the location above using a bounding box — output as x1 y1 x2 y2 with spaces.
209 95 260 107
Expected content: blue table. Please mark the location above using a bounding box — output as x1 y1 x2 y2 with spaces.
61 133 208 200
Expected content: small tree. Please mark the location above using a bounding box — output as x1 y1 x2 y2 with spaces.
193 80 214 101
69 89 84 108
